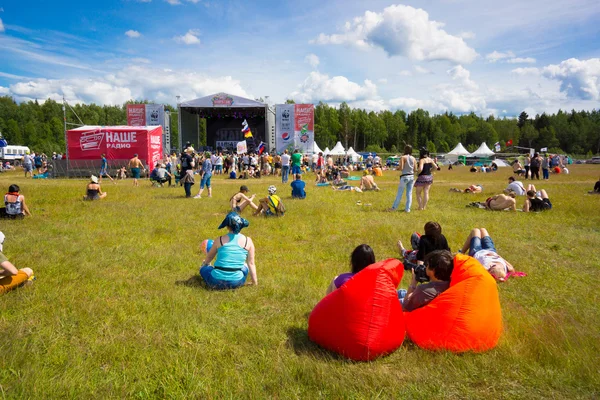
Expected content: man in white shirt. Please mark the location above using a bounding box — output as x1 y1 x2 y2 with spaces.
281 150 291 183
504 176 526 196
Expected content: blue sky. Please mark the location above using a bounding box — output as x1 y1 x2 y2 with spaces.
1 0 599 116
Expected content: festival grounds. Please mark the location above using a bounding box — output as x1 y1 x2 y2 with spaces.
1 165 599 398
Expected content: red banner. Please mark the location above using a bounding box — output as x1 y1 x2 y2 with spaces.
294 104 314 131
127 104 146 126
67 126 163 166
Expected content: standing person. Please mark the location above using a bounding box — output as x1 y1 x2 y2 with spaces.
317 152 324 171
194 152 213 199
273 153 282 176
34 153 43 174
215 152 224 175
291 174 306 199
180 148 195 181
542 154 550 180
199 212 258 289
524 154 531 179
22 151 34 178
99 154 114 184
281 150 291 184
128 154 145 187
311 152 318 171
181 170 195 198
530 152 542 180
0 231 35 295
512 159 525 177
414 148 439 211
388 145 418 212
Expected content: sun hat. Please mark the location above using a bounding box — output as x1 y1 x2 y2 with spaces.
91 175 99 183
268 185 277 195
0 231 5 252
218 212 250 234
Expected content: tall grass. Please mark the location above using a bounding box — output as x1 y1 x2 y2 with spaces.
1 165 599 399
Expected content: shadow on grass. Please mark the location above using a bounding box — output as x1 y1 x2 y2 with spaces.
286 326 346 361
175 275 205 288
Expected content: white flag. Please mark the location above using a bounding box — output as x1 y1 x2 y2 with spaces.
540 147 548 152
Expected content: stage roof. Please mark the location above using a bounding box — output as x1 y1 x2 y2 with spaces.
180 93 266 109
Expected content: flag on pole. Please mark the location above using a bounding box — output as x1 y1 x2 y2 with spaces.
494 142 501 152
241 119 253 138
257 142 266 155
540 147 548 152
506 139 513 146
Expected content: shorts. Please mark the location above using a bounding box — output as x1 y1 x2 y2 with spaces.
24 164 33 172
200 174 212 189
414 174 433 187
131 168 141 179
542 198 552 210
469 236 496 256
274 163 282 169
99 167 108 176
291 165 301 175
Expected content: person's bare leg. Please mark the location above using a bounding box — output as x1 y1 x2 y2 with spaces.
416 186 423 210
99 192 107 199
480 228 489 238
461 228 481 254
207 187 212 198
528 184 536 192
540 189 548 199
423 185 431 210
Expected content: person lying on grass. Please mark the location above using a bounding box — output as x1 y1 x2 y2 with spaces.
467 193 516 211
254 185 285 217
400 250 454 312
83 175 107 201
450 184 482 194
332 185 362 192
326 244 375 295
199 212 257 289
397 222 451 271
460 227 515 281
360 170 380 191
523 184 552 212
0 231 35 295
1 184 32 219
230 185 259 213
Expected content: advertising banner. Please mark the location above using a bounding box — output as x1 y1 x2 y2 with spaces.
67 126 163 167
146 104 165 127
237 140 247 154
127 104 146 126
294 104 314 154
275 104 295 154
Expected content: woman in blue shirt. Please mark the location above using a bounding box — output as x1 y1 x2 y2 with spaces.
200 212 257 289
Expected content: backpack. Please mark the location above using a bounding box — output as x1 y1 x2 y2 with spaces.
269 196 285 216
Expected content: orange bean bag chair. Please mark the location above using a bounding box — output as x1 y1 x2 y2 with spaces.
308 258 405 361
404 253 502 352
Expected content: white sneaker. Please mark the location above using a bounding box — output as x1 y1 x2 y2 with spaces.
193 195 201 199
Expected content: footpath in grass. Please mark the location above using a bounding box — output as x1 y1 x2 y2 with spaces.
1 166 599 398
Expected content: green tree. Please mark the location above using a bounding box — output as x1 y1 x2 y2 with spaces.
520 123 538 147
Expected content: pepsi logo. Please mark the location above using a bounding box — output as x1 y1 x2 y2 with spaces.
282 132 291 141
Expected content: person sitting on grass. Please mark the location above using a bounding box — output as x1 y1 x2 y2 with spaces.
589 177 600 194
254 185 285 217
230 185 258 213
397 222 451 270
0 231 35 295
400 250 454 312
523 184 552 212
459 227 515 281
83 175 107 201
291 174 306 199
450 184 482 193
199 212 257 289
1 184 32 219
326 244 375 295
505 176 526 196
467 193 516 211
360 169 380 191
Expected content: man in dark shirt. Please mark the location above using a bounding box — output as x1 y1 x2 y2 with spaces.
180 148 195 182
291 174 306 199
402 250 454 312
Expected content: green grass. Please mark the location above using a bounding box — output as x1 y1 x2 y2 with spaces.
1 165 600 399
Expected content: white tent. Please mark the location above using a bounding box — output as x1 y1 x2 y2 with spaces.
329 141 346 156
346 147 361 163
470 142 495 157
323 147 331 156
312 141 323 155
492 159 509 167
447 143 471 156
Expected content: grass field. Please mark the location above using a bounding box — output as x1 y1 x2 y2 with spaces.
1 165 599 399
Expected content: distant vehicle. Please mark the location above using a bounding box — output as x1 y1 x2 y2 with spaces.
386 155 401 166
0 145 31 162
590 157 600 164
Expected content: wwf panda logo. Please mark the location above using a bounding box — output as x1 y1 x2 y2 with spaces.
282 110 290 119
151 110 159 120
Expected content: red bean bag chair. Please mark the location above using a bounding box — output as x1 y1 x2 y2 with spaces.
404 253 502 352
308 258 405 361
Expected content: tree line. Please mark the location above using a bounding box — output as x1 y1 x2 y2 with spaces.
0 96 598 156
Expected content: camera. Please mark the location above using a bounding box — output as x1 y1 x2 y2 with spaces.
414 264 430 283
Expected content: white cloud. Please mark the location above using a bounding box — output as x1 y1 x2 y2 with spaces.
459 31 476 40
312 5 477 64
4 66 251 105
130 57 151 64
542 58 600 100
174 30 200 45
398 70 412 76
511 67 540 75
414 66 431 74
447 65 478 90
0 18 4 33
486 50 515 63
289 72 377 103
507 57 536 64
388 97 440 111
125 30 141 38
378 78 388 84
304 53 319 69
0 86 9 95
165 0 181 4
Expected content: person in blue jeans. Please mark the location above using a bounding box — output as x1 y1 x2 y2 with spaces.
281 150 291 184
459 227 515 281
388 145 417 212
200 212 258 289
194 152 213 199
